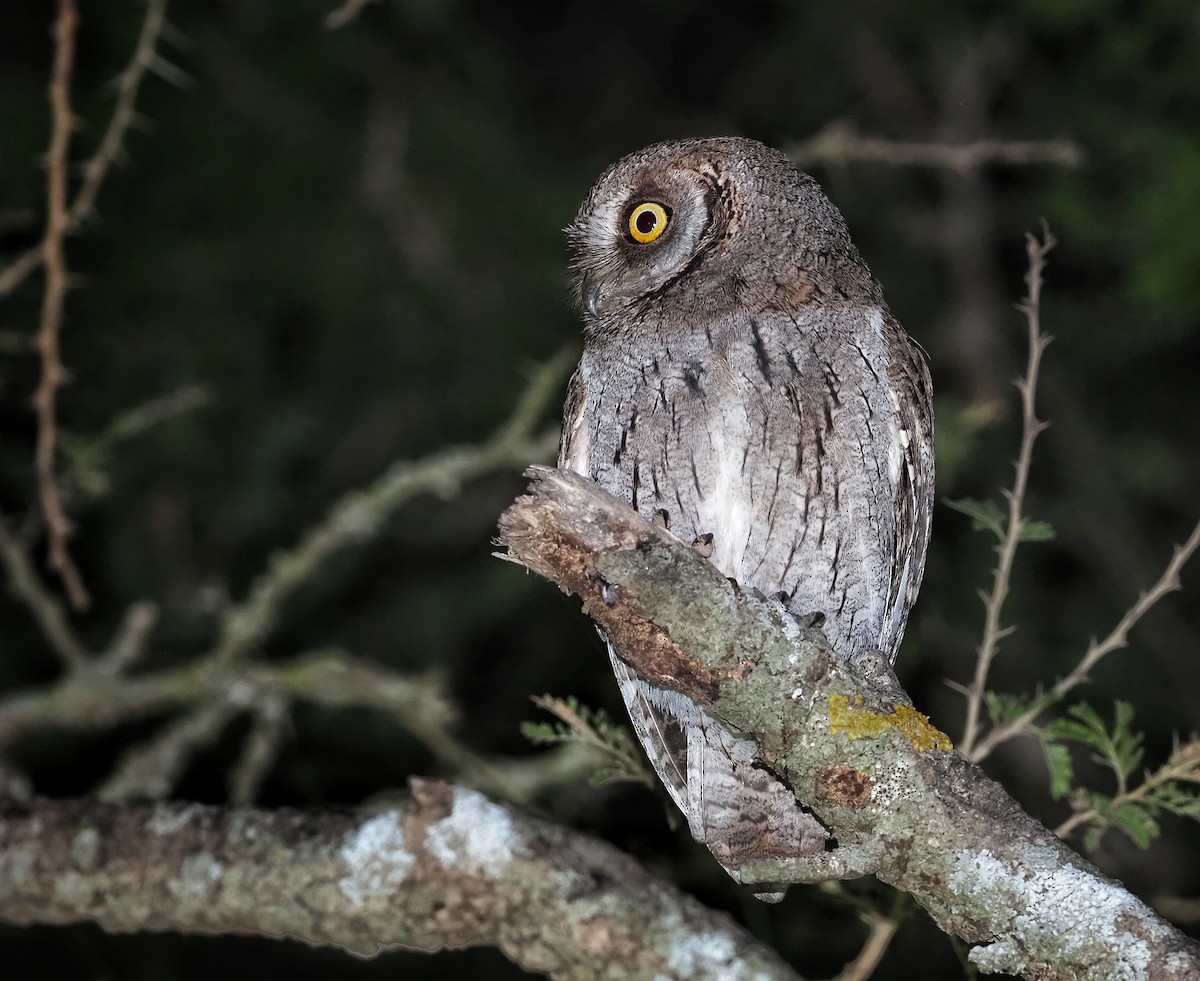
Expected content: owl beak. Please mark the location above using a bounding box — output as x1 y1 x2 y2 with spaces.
581 270 603 316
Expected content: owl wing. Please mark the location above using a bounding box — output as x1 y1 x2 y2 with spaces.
558 365 590 476
559 367 826 889
608 643 828 889
879 317 936 660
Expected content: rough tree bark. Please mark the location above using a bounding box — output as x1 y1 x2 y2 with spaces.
0 781 800 981
496 466 1200 981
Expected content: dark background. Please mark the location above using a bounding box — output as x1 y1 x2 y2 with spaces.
2 1 1198 978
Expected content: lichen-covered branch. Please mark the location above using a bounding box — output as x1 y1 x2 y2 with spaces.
0 784 801 981
497 466 1200 980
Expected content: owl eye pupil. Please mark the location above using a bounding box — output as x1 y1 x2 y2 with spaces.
628 202 670 243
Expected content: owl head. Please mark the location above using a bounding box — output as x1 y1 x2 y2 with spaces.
566 137 874 326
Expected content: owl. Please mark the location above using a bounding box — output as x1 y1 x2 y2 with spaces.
559 137 934 896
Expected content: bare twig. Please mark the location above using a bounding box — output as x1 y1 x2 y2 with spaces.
0 649 452 754
958 229 1054 758
974 517 1200 760
0 0 171 299
324 0 379 29
228 691 291 805
96 600 159 674
69 0 171 228
211 347 571 665
63 384 212 503
0 509 90 671
788 120 1084 173
34 0 89 610
833 911 900 981
98 698 242 802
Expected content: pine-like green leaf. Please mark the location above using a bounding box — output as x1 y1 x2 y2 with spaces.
1148 783 1200 820
1048 701 1144 788
944 497 1006 540
519 720 563 745
1048 702 1107 745
1041 739 1075 800
1112 802 1161 848
1019 519 1057 542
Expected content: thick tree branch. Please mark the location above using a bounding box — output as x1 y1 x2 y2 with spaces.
0 784 801 981
497 466 1200 980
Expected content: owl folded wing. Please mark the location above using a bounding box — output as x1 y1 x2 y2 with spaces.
607 642 828 883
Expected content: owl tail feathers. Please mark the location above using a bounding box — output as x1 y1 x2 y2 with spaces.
703 804 829 903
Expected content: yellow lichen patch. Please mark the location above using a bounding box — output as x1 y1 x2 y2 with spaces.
828 693 952 753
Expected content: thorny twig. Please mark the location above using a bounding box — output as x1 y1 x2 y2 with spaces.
0 0 172 299
958 229 1054 757
68 0 173 227
34 0 89 610
973 517 1200 761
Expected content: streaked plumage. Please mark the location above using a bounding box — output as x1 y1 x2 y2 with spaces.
560 137 934 893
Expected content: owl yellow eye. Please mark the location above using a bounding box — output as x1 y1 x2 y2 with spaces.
627 202 669 244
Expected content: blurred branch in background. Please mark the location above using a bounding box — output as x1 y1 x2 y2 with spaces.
0 348 574 808
0 0 173 299
787 119 1084 174
325 0 379 31
210 347 569 667
4 0 176 611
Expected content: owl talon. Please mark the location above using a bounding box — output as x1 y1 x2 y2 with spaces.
691 532 714 558
653 509 670 530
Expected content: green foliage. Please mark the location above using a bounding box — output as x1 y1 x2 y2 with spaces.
522 694 653 787
945 497 1007 541
1030 701 1200 851
944 498 1056 544
1046 701 1143 792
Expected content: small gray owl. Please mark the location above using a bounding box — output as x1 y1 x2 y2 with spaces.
559 137 934 894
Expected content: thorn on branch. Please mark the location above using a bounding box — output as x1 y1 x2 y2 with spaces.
36 0 89 611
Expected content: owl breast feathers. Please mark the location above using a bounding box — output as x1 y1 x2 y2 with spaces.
559 137 934 897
